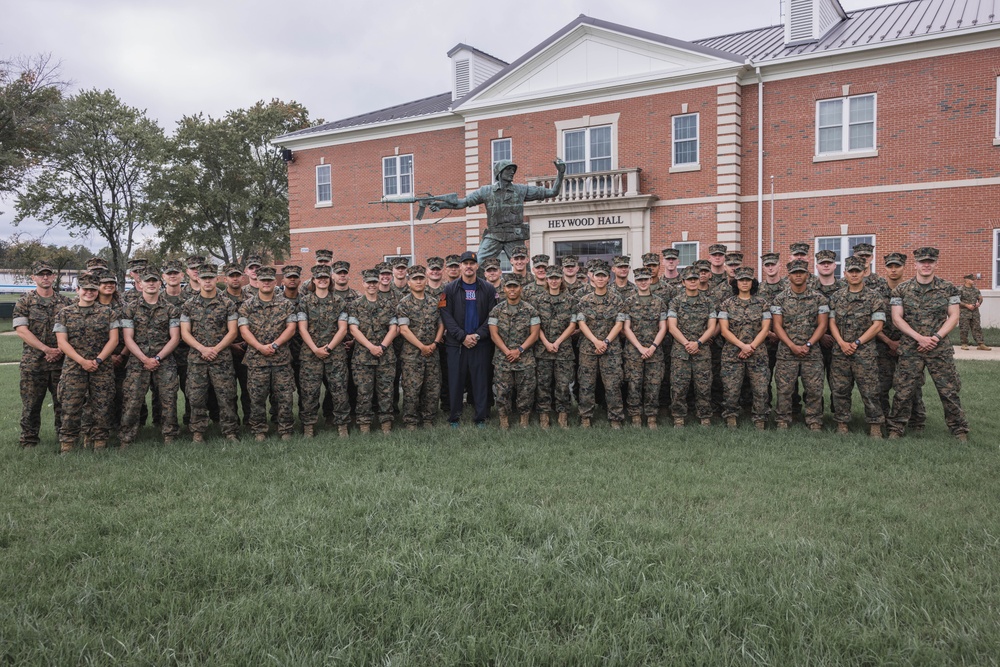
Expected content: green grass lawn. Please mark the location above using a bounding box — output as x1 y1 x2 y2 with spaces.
1 362 999 664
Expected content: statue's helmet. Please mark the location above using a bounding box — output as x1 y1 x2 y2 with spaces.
493 159 517 181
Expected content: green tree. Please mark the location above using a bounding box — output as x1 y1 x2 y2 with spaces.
13 89 165 282
1 234 90 290
149 99 312 265
0 53 66 197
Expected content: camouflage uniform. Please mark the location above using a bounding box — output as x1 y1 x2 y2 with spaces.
489 298 540 417
119 296 181 444
14 289 72 447
770 285 830 428
828 285 886 426
298 290 351 428
533 289 577 415
576 290 626 423
959 284 985 346
222 283 250 423
181 294 241 438
718 294 772 423
349 293 398 426
239 294 298 437
622 292 667 418
54 302 118 450
396 291 442 426
888 276 969 437
668 291 717 421
610 281 637 300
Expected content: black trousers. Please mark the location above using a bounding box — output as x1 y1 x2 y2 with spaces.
446 343 491 424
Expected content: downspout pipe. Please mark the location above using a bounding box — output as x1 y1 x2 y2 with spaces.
753 62 764 276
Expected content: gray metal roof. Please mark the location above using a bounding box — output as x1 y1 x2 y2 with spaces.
277 91 454 141
694 0 999 62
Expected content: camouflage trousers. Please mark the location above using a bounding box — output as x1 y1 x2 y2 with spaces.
535 357 575 414
81 360 126 437
401 353 441 426
19 366 62 447
300 355 350 427
657 341 672 407
721 351 770 422
57 363 115 448
710 341 724 413
670 352 712 420
495 365 537 417
120 358 180 443
774 352 825 427
187 361 240 437
959 309 984 345
578 351 624 422
830 349 883 424
888 350 968 436
353 360 395 425
248 364 295 436
877 347 925 428
624 352 665 417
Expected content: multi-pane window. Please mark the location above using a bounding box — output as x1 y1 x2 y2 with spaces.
673 242 699 268
817 94 876 155
315 164 331 204
563 126 612 174
672 113 699 165
554 239 623 268
996 77 1000 140
492 138 511 170
815 234 875 278
382 154 413 197
994 229 1000 289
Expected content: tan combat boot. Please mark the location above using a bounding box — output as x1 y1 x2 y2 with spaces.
700 418 711 427
254 433 267 442
674 418 685 429
422 421 434 429
581 417 591 428
539 413 550 430
776 422 789 430
499 415 509 430
92 440 107 451
632 415 642 427
381 422 392 434
956 432 969 442
978 344 991 351
961 344 969 350
303 425 315 438
163 436 175 445
870 424 883 439
887 431 902 440
338 425 349 438
726 416 737 430
192 432 205 443
59 440 74 455
225 434 239 442
406 424 417 431
119 441 132 451
754 421 766 431
610 421 622 430
647 416 657 430
280 433 292 441
359 424 370 434
836 422 850 435
557 413 569 428
519 413 530 428
809 423 823 432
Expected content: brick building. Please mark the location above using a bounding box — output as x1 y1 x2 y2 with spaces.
274 0 1000 322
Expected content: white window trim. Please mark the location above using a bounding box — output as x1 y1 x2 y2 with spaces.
993 228 999 289
670 112 700 171
814 93 877 160
315 164 332 208
491 137 511 169
382 154 414 199
554 113 620 171
814 234 876 278
672 241 700 268
994 77 1000 146
382 254 413 264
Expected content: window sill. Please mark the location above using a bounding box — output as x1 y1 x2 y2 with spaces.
993 137 1000 146
315 201 333 208
669 163 701 174
813 149 878 163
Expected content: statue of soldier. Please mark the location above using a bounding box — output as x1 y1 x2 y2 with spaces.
433 159 565 265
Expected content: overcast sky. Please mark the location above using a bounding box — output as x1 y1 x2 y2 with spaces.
2 0 872 250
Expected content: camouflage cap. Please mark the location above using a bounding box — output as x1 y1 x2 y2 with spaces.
426 256 444 270
815 250 837 263
376 262 392 274
362 269 379 283
761 252 781 266
709 244 727 256
883 252 906 267
256 266 278 281
97 269 117 284
964 274 976 280
85 256 108 269
681 266 700 281
662 248 680 260
127 257 148 271
694 259 712 271
391 256 410 268
315 249 333 262
613 255 631 267
642 252 660 266
406 265 427 278
735 266 755 281
281 264 303 278
503 273 524 287
545 264 563 279
78 273 101 289
186 255 207 268
561 254 579 267
531 254 550 267
852 242 875 257
32 261 55 275
198 263 219 279
786 259 810 273
633 267 652 280
913 247 939 261
445 254 462 267
245 255 263 268
789 242 810 256
844 256 867 272
481 257 501 270
140 266 162 281
509 246 528 258
310 264 332 278
591 261 611 276
332 260 351 273
725 252 743 267
162 259 185 274
223 263 244 276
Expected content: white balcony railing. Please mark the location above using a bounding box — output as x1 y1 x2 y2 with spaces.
526 167 641 203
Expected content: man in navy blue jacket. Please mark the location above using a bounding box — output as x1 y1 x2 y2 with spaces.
440 251 497 426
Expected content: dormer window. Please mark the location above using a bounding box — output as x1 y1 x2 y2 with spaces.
785 0 847 44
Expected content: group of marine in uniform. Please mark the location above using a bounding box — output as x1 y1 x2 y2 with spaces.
13 239 982 452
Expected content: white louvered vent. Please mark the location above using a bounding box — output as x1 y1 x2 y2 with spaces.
454 59 470 100
785 0 846 44
788 0 815 41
